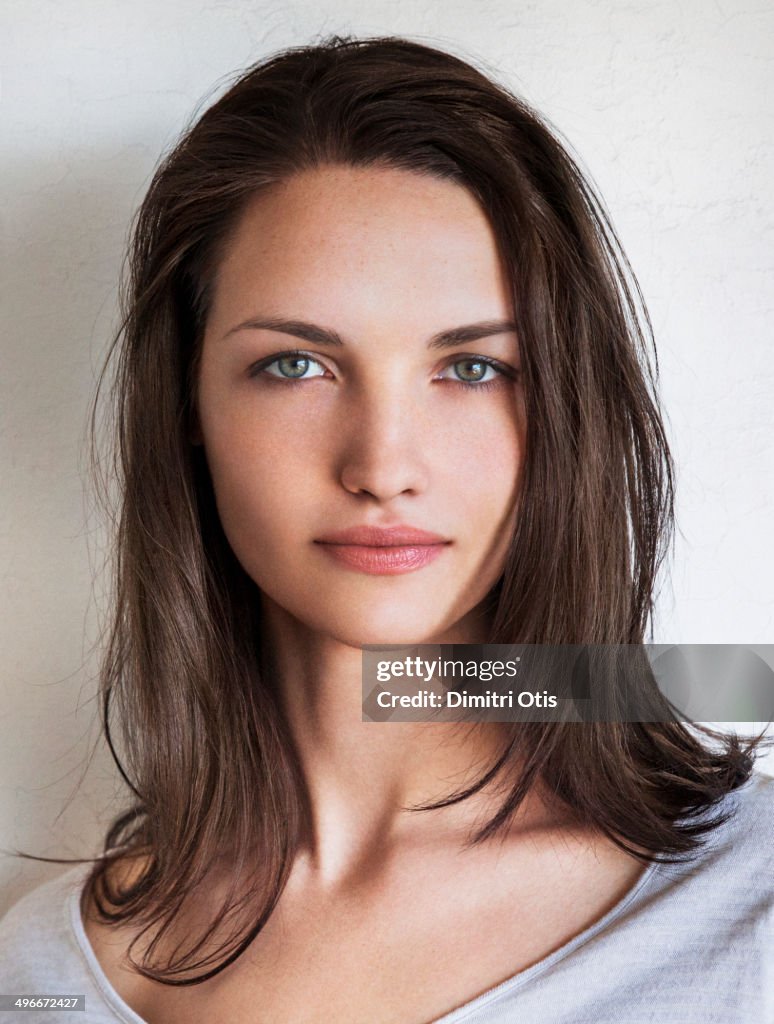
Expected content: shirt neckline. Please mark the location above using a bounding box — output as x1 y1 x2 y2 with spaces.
431 777 751 1021
67 865 148 1024
431 856 662 1022
66 853 662 1024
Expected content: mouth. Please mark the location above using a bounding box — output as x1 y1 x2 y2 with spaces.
314 524 451 576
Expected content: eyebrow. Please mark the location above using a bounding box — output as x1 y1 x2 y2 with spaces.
223 315 517 350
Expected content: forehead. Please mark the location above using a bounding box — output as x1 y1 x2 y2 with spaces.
206 164 513 333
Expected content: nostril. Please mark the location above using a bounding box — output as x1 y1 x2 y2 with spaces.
339 462 426 502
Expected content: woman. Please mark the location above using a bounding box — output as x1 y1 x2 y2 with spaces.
1 34 771 1024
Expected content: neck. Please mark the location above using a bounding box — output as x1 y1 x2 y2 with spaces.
260 597 550 889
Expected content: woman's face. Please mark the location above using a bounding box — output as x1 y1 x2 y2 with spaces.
194 164 526 646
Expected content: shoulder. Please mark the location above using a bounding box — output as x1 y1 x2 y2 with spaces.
648 767 774 910
0 864 92 989
704 767 774 859
0 861 150 1024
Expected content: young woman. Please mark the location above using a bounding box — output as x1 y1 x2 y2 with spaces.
1 34 771 1024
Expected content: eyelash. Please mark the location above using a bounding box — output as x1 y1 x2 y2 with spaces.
247 349 517 392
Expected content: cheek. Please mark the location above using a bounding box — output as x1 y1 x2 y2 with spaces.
444 403 524 527
199 405 311 556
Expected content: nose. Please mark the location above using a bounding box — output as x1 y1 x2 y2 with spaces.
337 381 431 502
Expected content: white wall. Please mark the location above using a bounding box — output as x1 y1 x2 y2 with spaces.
2 0 773 913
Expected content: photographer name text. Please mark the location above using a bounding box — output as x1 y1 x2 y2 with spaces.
376 689 558 709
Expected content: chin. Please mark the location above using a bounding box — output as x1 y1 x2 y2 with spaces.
257 574 492 649
309 599 486 649
322 613 450 649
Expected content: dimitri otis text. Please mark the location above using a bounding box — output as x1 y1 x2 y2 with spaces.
375 689 558 709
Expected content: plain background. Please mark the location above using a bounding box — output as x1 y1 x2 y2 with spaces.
2 0 773 914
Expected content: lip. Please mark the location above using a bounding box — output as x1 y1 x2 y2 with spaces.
314 524 451 576
315 525 449 546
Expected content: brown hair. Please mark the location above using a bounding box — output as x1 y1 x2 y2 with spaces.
77 33 765 983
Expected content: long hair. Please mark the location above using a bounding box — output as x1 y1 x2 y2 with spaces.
83 33 765 983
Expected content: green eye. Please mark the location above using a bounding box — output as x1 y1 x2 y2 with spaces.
452 359 490 383
439 357 504 386
276 355 309 378
258 353 327 380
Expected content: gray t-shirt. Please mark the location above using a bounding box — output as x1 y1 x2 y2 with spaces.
1 770 772 1023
